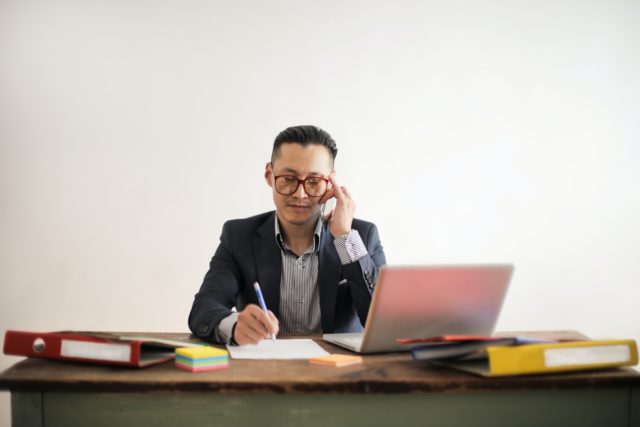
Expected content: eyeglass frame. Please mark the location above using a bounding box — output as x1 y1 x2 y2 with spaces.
272 174 330 197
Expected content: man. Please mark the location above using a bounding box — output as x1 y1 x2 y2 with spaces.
188 125 386 345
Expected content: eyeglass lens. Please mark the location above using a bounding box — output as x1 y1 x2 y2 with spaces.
275 176 327 196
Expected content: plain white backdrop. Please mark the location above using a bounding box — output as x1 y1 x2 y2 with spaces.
1 0 639 425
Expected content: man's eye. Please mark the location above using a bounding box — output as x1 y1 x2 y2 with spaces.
283 176 297 183
306 178 321 186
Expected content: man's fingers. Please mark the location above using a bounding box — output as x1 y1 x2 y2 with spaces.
234 304 283 345
248 305 273 330
340 186 351 198
248 304 279 336
328 175 346 201
236 325 263 344
236 324 266 345
267 311 280 336
235 316 265 345
247 317 269 337
319 188 334 204
267 310 279 326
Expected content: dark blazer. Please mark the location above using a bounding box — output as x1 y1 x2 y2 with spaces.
188 211 386 343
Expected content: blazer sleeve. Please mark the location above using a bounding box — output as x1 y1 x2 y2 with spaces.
188 222 242 342
341 222 386 325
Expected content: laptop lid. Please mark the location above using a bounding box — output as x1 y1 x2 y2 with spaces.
326 264 513 354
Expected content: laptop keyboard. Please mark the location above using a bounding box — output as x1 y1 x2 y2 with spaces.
343 337 363 345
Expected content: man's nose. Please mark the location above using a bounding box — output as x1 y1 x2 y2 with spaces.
293 181 309 198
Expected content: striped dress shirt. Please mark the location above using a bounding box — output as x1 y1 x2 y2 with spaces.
275 217 323 335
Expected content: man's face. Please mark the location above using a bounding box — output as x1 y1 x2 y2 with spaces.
265 143 333 228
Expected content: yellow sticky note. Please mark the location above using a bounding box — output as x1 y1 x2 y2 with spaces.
309 354 362 367
176 346 228 359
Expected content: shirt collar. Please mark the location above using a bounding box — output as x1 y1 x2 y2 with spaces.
274 213 322 254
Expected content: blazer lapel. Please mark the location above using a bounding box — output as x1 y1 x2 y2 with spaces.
318 223 341 332
253 212 282 318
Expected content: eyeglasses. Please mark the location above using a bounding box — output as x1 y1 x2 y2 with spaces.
273 175 329 197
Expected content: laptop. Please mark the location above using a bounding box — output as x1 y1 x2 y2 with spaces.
322 264 513 353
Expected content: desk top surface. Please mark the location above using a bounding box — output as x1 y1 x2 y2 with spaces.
1 332 639 394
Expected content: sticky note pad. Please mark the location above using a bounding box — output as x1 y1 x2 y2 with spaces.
309 354 363 367
176 346 228 359
175 346 229 373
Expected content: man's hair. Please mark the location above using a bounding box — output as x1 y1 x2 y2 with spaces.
271 125 338 163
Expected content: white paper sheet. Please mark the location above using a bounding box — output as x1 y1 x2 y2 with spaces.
226 338 329 360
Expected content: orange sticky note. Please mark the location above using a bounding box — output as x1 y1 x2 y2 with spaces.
309 354 363 367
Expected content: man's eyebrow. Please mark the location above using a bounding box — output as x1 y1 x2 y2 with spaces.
279 167 299 175
278 167 325 177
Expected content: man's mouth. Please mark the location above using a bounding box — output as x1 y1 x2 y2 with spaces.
288 204 311 210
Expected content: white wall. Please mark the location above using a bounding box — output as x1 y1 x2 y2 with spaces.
1 0 639 424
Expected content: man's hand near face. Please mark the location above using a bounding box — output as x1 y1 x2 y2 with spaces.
233 304 279 345
320 173 356 238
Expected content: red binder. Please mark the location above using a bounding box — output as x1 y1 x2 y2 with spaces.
3 330 199 368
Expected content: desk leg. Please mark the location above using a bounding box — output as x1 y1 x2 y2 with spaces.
11 392 43 427
632 386 639 427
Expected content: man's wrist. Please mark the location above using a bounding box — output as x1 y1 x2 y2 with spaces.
230 322 239 346
216 311 240 344
333 229 367 265
332 229 351 239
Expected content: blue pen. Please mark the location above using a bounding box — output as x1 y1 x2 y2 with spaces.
253 282 276 341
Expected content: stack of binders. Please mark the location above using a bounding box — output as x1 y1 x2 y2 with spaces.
175 346 229 372
404 335 639 377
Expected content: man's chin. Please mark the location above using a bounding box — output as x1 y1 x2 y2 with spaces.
286 219 308 226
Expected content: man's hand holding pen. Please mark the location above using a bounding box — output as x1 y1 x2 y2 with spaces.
234 304 279 346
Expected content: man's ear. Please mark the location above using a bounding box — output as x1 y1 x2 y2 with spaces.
264 162 273 188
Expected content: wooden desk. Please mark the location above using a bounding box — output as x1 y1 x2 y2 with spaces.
1 333 639 427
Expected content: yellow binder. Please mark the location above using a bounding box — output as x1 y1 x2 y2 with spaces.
432 339 638 377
